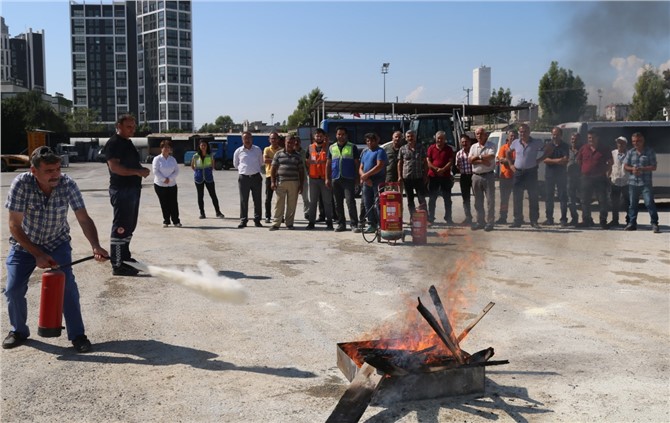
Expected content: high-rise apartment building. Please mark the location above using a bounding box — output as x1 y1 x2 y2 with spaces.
1 17 46 92
69 0 193 132
472 65 491 106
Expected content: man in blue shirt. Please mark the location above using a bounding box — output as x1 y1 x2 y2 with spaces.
623 132 660 233
4 147 109 352
359 133 388 233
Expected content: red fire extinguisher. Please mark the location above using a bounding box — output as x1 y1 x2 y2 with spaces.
37 255 95 338
411 205 428 244
379 183 403 242
38 269 66 337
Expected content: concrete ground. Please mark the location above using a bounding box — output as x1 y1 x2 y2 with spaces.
1 162 668 423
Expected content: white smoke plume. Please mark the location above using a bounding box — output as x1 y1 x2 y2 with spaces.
125 260 249 304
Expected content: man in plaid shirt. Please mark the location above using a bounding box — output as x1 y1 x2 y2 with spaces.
623 132 660 233
3 147 108 352
455 134 474 225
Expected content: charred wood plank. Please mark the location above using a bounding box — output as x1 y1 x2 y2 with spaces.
428 285 465 362
458 302 495 342
326 363 383 423
416 298 466 365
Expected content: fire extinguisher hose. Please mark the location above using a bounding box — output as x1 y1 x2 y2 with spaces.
50 255 95 271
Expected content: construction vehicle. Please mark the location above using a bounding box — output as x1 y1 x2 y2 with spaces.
1 130 48 172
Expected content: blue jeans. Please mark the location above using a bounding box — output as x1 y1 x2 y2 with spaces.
545 170 568 222
512 167 539 224
5 242 85 340
628 184 658 225
362 179 383 227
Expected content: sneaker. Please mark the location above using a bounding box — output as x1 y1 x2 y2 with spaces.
460 218 473 226
306 223 315 230
471 223 485 231
624 223 637 231
364 225 376 234
2 331 28 349
541 219 554 226
216 212 224 218
559 221 569 228
652 224 660 233
112 264 140 276
484 224 494 232
352 226 362 233
495 217 507 225
335 225 346 232
163 223 169 228
72 334 92 353
237 222 247 229
530 222 541 229
199 214 206 219
174 223 182 227
269 226 279 231
265 218 271 223
254 221 263 227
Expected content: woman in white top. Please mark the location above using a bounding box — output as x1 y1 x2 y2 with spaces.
152 140 181 227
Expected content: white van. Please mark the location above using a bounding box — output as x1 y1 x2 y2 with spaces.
489 130 552 181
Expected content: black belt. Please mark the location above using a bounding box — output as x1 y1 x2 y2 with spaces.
474 171 493 176
240 173 260 177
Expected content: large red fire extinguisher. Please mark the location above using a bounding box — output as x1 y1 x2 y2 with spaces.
411 205 428 244
38 269 66 337
379 183 403 242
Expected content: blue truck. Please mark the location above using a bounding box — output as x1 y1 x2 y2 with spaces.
183 134 271 170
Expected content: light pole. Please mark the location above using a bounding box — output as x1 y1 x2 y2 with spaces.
381 63 390 102
597 89 603 118
271 113 274 126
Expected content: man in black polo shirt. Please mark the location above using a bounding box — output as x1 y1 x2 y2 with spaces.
103 114 150 276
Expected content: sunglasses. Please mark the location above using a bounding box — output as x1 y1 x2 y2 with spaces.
32 146 55 157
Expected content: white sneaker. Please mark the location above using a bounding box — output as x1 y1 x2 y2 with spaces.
174 223 182 227
162 223 169 228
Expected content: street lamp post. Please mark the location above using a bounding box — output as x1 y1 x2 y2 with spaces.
271 113 274 127
381 63 390 103
597 89 603 118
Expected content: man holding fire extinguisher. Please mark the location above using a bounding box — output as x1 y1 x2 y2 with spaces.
3 147 109 352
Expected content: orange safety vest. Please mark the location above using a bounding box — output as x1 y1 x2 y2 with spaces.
308 143 328 179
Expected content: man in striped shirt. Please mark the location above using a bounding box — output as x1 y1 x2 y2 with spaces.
455 134 474 225
269 135 305 230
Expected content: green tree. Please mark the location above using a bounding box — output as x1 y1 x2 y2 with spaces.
65 107 104 132
287 87 324 129
1 91 68 153
538 61 587 125
629 66 666 121
487 87 512 125
214 115 234 132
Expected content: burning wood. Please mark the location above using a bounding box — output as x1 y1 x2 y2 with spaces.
416 297 465 365
125 259 249 304
428 285 465 363
458 301 495 342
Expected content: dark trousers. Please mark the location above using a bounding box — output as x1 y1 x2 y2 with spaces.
512 167 539 224
404 177 427 215
362 178 384 227
332 178 358 227
545 170 568 223
238 173 262 223
459 174 473 220
264 177 274 220
196 181 221 215
567 171 581 221
428 176 453 222
610 184 630 224
154 184 180 225
498 177 513 220
109 185 141 267
580 175 608 224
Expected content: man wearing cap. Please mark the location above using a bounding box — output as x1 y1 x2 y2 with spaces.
3 147 109 352
608 136 630 228
624 132 660 233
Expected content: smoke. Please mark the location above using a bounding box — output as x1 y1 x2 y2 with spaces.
405 86 424 103
125 260 249 304
563 2 670 105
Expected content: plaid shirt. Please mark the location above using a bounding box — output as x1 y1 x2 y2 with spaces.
5 172 85 251
625 146 657 187
455 148 473 175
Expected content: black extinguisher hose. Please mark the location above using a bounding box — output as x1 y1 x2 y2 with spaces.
50 255 95 271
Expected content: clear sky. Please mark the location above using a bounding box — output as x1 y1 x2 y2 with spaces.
2 0 669 128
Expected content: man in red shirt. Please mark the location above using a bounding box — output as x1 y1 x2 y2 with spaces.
576 130 612 228
426 131 454 224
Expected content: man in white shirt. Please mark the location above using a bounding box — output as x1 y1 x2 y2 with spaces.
233 131 264 228
468 127 497 231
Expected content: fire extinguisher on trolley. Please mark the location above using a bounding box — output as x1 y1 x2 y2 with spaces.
37 255 94 338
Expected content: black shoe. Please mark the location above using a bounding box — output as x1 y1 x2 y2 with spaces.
317 216 326 222
624 224 637 231
2 331 27 349
600 222 609 230
265 218 271 224
541 219 554 226
652 224 660 233
269 226 279 231
509 222 522 228
607 221 620 228
306 223 315 230
216 212 224 218
199 214 206 219
287 225 295 230
112 264 140 276
576 221 593 228
495 217 507 225
471 223 485 231
530 222 541 229
335 225 346 232
569 219 579 227
254 221 263 227
72 334 92 353
326 222 334 230
460 218 473 226
484 224 494 232
352 226 362 233
237 222 247 228
559 220 569 228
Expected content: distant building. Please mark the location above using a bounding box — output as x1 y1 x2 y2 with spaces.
1 81 72 114
580 105 597 121
605 103 631 121
69 0 193 132
0 17 46 92
511 100 539 125
472 65 491 106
